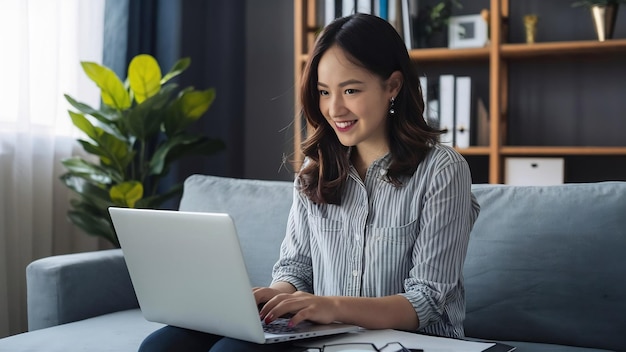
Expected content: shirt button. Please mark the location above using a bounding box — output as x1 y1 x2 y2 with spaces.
352 270 358 277
379 169 387 176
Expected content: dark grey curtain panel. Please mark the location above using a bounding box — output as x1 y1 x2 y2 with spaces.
103 0 246 204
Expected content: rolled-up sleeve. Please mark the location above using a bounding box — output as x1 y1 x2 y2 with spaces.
399 159 479 331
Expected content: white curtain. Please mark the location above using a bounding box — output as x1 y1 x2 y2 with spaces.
0 0 108 337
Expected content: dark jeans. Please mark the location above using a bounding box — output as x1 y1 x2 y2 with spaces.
138 326 304 352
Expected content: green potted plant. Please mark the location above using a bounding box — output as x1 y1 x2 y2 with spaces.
61 54 225 247
572 0 625 41
415 0 462 48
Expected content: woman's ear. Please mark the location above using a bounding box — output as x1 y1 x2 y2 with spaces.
387 71 403 97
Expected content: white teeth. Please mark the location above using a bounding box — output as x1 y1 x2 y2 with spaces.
336 120 355 128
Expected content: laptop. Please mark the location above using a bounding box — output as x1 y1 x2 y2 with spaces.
108 207 361 344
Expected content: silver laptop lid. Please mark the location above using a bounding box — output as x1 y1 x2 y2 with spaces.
109 207 267 343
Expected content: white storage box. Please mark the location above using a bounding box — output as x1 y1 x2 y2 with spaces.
505 157 564 186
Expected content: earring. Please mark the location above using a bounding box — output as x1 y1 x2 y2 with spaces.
389 97 396 117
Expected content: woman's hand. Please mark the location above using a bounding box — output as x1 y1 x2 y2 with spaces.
257 291 338 328
254 283 419 331
252 286 284 307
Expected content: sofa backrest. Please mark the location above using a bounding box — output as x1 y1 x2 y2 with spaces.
180 175 626 350
465 182 626 351
179 175 294 288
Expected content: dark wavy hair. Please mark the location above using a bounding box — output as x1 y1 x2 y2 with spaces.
298 13 441 205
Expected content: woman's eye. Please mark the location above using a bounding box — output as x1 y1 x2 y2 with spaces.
319 90 329 96
345 88 358 95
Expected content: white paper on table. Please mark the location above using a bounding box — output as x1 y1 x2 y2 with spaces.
296 329 494 352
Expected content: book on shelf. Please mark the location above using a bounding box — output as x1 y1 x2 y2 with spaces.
454 76 472 149
429 74 484 149
322 0 375 18
401 0 419 49
356 0 372 14
428 99 440 130
321 0 342 26
401 0 412 49
376 0 388 19
391 0 419 49
319 0 418 49
475 97 489 146
438 74 455 146
342 0 354 16
419 76 428 123
420 75 441 131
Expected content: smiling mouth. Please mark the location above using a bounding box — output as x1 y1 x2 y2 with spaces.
335 120 356 129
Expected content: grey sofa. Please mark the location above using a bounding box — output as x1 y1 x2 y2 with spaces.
1 175 624 352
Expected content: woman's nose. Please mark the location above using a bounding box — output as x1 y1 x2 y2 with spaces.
328 95 347 117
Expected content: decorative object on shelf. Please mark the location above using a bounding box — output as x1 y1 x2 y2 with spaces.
524 14 539 44
414 0 462 48
448 14 489 49
480 8 491 44
61 54 225 247
572 0 625 41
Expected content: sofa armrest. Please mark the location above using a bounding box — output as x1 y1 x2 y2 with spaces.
26 249 139 331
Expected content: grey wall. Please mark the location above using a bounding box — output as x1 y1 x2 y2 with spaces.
244 1 296 181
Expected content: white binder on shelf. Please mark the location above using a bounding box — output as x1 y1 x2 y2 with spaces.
401 0 412 49
438 74 455 146
388 0 403 36
356 0 371 14
343 0 355 16
324 0 336 26
475 97 489 146
419 76 428 123
428 99 440 129
454 76 472 149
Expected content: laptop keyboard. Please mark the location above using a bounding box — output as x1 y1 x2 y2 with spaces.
262 318 312 334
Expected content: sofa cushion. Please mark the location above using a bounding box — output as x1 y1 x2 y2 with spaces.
465 182 626 351
0 309 162 351
179 175 295 288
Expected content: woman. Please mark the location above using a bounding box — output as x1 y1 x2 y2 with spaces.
139 12 479 352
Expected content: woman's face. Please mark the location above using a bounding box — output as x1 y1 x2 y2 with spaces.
317 45 399 153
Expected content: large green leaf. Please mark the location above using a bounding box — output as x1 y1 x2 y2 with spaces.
69 198 108 218
110 181 143 208
68 111 98 141
97 133 135 172
123 84 177 140
61 157 116 184
163 98 186 137
67 208 118 247
75 131 133 174
65 94 118 125
149 135 225 175
128 54 162 104
181 88 216 119
162 88 215 137
161 58 191 84
81 62 131 111
136 183 183 208
60 174 114 210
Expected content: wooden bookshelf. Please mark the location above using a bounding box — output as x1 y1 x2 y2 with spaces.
293 0 626 183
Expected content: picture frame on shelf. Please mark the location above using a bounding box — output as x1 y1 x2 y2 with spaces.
448 14 488 49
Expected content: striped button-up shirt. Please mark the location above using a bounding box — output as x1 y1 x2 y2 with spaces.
271 144 480 338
